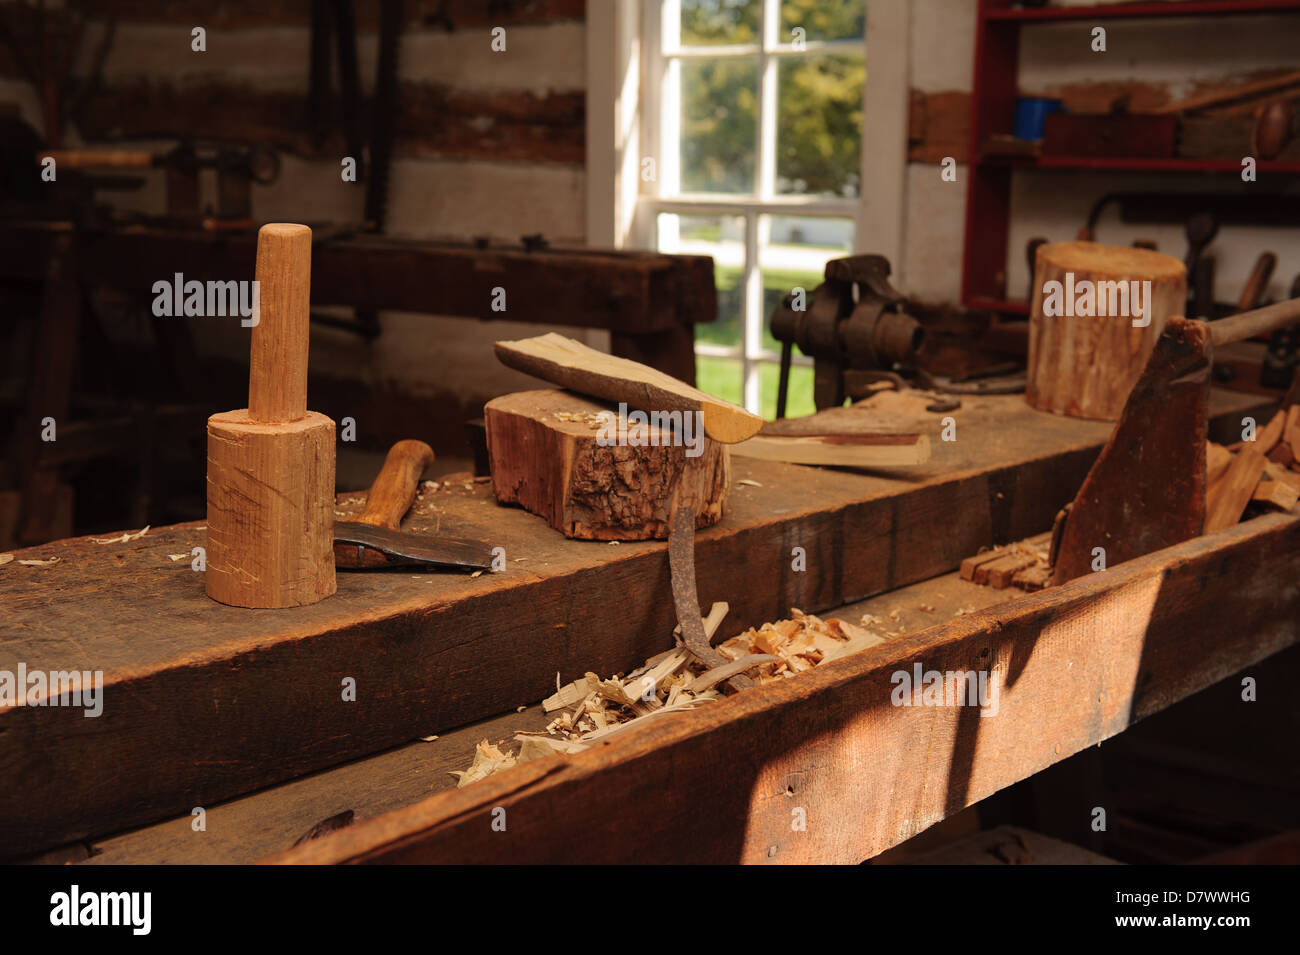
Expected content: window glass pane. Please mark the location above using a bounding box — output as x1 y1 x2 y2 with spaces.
680 0 760 46
658 212 746 350
758 215 854 354
680 56 757 194
759 362 815 420
780 0 865 43
696 355 744 408
776 52 863 197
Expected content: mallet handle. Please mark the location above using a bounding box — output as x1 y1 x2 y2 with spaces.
249 223 312 423
1209 295 1300 349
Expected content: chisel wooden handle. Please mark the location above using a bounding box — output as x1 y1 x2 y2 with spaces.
1209 295 1300 348
1236 251 1277 313
356 440 436 529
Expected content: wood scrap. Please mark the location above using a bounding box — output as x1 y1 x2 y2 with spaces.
1205 444 1268 532
731 431 930 468
961 533 1052 591
494 332 763 443
1206 442 1234 485
1253 477 1299 512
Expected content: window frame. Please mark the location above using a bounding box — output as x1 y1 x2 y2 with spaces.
586 0 911 413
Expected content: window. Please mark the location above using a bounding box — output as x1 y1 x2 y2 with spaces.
643 0 866 417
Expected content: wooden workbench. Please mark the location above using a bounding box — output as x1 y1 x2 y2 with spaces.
2 388 1292 863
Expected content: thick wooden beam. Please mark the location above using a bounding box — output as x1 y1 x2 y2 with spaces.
0 391 1269 858
0 225 717 336
75 81 586 165
271 511 1300 864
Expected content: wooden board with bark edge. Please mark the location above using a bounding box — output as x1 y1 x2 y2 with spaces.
0 390 1270 859
494 333 764 443
270 511 1300 865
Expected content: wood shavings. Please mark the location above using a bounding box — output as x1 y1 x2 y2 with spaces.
420 735 439 742
167 553 189 561
455 605 886 787
737 479 763 487
90 525 150 545
0 554 12 567
18 557 60 567
470 570 484 578
450 740 516 787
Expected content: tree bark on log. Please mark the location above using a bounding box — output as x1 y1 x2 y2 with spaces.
1027 241 1186 421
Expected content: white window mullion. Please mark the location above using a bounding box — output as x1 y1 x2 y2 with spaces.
742 209 763 412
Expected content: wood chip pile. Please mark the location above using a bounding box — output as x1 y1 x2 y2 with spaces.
451 606 888 788
964 408 1300 592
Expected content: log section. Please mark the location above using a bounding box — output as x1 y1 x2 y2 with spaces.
485 390 730 540
1026 241 1186 421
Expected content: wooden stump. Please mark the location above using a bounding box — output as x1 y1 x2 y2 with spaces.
1026 241 1186 420
485 389 730 540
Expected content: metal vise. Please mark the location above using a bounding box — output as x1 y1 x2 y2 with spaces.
770 254 924 415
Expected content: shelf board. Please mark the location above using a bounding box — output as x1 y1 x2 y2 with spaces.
977 154 1300 174
984 0 1300 23
967 297 1032 316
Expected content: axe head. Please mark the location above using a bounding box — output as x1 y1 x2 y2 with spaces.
1052 317 1212 584
333 520 495 572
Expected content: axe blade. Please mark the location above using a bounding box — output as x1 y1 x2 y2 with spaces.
334 520 494 571
1052 317 1212 585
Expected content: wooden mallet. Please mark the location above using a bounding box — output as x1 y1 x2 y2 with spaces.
205 223 337 608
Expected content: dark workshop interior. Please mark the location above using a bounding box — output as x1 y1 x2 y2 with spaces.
1 0 1298 886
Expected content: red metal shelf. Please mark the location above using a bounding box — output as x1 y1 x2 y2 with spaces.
960 0 1300 314
977 154 1300 173
984 0 1300 22
968 297 1032 316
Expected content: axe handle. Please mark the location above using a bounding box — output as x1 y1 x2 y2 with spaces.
1209 295 1300 349
356 440 436 530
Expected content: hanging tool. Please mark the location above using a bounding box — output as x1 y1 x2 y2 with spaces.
1183 212 1219 317
334 439 494 571
1236 251 1277 314
1262 274 1300 389
308 0 365 177
1051 296 1300 584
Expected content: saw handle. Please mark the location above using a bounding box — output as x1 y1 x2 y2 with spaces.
1209 294 1300 349
356 440 436 530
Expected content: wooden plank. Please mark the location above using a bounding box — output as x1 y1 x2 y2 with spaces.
0 225 717 336
0 390 1268 859
80 0 586 29
494 333 763 443
269 512 1300 864
59 571 1010 864
76 80 586 165
732 432 930 468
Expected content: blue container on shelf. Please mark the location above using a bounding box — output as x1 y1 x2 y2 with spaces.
1014 96 1065 140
